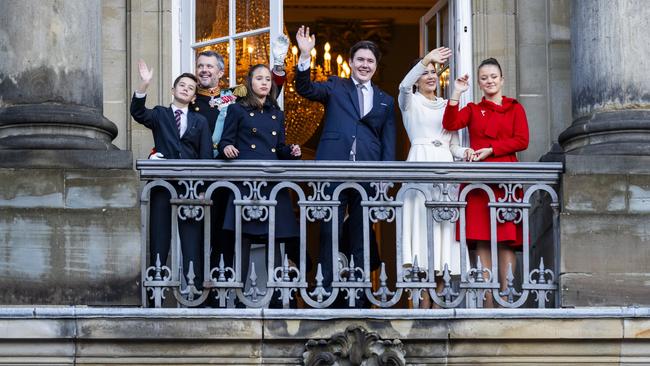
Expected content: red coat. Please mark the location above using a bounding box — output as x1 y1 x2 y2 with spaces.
443 96 529 246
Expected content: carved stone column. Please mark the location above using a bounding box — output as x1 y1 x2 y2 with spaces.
558 0 650 155
0 0 118 150
558 0 650 307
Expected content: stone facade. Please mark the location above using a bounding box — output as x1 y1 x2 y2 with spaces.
0 307 648 364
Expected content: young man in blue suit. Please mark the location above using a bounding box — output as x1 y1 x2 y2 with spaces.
131 60 212 301
295 26 396 303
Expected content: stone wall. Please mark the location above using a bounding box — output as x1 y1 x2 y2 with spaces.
561 155 650 306
0 307 648 364
0 165 140 305
102 0 173 158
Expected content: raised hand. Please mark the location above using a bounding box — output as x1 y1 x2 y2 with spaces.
295 25 315 59
454 74 470 94
138 59 154 84
422 47 452 65
272 34 290 67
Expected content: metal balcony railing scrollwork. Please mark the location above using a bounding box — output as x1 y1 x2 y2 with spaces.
137 160 562 309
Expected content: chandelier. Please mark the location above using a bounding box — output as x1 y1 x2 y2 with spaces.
193 0 350 146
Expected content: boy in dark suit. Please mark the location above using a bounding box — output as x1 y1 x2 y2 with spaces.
131 60 212 301
295 26 396 303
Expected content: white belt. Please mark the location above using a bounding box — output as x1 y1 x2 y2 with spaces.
411 137 448 147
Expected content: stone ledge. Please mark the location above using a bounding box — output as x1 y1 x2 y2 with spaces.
0 150 133 169
0 307 648 365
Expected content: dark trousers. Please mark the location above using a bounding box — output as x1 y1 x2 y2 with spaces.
149 186 204 289
318 185 377 289
210 189 234 270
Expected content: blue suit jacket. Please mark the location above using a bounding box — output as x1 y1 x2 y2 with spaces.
295 68 396 161
130 94 212 159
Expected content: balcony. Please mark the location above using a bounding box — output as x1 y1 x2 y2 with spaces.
137 160 562 309
3 159 650 364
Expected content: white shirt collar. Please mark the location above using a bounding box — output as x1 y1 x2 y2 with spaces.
171 104 188 115
351 77 372 90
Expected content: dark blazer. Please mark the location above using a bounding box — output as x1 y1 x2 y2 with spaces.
218 101 297 161
295 67 396 161
218 100 300 238
130 94 212 159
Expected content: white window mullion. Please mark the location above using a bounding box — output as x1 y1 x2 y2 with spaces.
179 0 194 74
228 0 237 87
270 0 284 108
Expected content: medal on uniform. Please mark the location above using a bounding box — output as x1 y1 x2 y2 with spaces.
209 95 218 108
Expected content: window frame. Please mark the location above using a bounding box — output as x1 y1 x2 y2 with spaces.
177 0 283 88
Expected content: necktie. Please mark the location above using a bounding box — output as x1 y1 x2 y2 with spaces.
174 109 182 135
356 83 366 118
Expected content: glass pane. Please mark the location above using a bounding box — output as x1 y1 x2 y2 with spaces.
426 15 437 53
236 0 270 33
441 4 449 48
234 33 270 84
439 64 451 99
195 42 231 86
195 0 229 42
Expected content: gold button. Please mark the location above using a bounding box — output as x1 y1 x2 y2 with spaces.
271 115 277 120
272 131 277 136
251 144 256 149
213 143 218 149
249 112 255 117
271 148 276 153
252 128 257 133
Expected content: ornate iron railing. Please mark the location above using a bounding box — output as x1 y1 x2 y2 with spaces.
137 160 562 309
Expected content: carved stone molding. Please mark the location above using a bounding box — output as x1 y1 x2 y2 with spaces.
303 325 406 366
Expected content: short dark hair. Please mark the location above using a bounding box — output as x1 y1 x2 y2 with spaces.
239 64 279 110
197 50 225 70
173 73 199 88
349 40 382 62
478 57 503 76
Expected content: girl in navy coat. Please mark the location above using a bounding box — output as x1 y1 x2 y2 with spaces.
219 64 302 284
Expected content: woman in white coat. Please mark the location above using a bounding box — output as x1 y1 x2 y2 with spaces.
399 47 472 308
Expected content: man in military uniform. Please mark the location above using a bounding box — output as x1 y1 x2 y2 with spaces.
191 35 290 155
191 37 290 306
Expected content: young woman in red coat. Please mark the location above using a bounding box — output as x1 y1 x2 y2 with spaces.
442 58 529 307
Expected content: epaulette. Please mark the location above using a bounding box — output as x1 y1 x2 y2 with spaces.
230 84 247 97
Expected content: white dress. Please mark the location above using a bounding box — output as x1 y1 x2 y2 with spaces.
398 62 467 274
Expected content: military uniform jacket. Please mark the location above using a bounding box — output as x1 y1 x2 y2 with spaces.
130 94 212 159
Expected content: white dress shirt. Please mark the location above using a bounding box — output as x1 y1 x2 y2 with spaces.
170 104 189 137
351 77 373 117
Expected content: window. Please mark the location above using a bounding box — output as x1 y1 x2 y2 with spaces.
420 0 472 146
179 0 283 87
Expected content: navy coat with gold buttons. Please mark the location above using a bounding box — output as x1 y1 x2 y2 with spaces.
218 100 300 238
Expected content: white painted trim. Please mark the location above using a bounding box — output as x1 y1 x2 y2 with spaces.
179 0 194 74
456 0 473 147
228 0 237 86
270 0 284 108
171 0 181 78
179 0 281 90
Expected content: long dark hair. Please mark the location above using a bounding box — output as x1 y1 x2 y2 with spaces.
239 64 279 110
